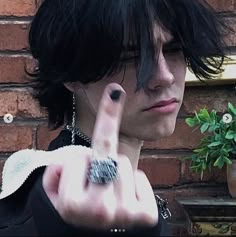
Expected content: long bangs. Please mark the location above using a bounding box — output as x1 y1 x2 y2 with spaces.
70 0 160 89
101 0 229 90
153 0 228 80
30 0 228 87
106 0 159 90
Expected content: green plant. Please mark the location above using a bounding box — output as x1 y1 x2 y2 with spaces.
185 102 236 179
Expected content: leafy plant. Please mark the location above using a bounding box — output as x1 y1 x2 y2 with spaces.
185 102 236 179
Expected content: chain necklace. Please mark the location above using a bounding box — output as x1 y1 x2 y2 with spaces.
64 125 92 145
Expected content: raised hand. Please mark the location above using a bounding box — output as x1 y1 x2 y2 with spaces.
42 83 158 230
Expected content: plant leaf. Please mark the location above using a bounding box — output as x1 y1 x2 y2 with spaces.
194 111 201 122
225 130 235 140
198 109 210 122
200 123 209 133
185 118 197 127
223 157 232 165
228 102 236 115
193 148 206 153
208 125 219 132
208 141 222 147
213 156 225 169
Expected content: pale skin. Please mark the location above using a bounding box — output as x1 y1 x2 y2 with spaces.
42 27 186 230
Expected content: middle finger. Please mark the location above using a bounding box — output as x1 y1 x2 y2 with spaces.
88 83 126 192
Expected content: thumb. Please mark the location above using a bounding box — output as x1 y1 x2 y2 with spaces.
42 164 62 206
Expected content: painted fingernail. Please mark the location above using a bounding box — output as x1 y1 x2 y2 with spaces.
110 90 121 102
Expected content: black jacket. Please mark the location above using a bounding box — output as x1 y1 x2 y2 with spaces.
0 130 170 236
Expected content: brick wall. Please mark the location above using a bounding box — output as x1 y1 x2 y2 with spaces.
0 0 235 236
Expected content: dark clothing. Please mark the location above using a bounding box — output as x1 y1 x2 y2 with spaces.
0 130 170 236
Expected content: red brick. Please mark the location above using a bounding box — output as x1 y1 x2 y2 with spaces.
18 90 47 118
138 156 181 186
0 55 36 84
0 91 18 116
206 0 236 11
181 160 226 184
0 90 46 118
143 119 203 150
0 126 33 152
225 17 236 47
0 0 36 17
0 21 30 51
36 125 62 150
182 87 236 115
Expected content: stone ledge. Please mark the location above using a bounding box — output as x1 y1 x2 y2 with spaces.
177 197 236 236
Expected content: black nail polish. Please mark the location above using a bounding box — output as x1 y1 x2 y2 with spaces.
110 90 121 102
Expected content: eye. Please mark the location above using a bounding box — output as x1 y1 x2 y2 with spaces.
163 42 183 55
120 49 139 63
120 55 139 63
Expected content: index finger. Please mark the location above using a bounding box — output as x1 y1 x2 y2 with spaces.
91 83 126 161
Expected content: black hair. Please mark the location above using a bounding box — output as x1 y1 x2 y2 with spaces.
29 0 231 129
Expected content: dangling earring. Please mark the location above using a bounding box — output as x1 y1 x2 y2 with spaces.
64 93 92 146
71 93 76 145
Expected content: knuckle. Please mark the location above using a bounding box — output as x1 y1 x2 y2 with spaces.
91 203 115 227
57 199 76 220
57 193 87 219
103 139 112 150
137 210 159 227
115 203 135 225
58 196 79 217
84 192 117 228
135 202 159 227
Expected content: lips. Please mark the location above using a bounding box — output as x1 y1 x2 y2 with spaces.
145 98 177 110
143 98 178 113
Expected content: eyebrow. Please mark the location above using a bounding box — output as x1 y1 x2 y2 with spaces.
125 44 139 52
123 37 182 56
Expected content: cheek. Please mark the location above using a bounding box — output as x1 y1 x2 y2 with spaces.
170 58 187 85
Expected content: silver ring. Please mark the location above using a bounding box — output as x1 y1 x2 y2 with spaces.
88 158 118 184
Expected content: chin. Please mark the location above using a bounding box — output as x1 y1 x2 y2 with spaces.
135 127 175 142
122 115 178 142
161 127 175 137
143 120 177 141
160 121 177 137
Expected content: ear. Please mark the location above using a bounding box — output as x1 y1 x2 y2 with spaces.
64 82 82 93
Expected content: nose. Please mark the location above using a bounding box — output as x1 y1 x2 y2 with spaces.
148 52 175 90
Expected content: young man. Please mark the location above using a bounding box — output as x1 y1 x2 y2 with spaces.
0 0 229 236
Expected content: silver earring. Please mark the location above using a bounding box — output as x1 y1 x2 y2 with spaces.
64 93 92 146
71 93 76 145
